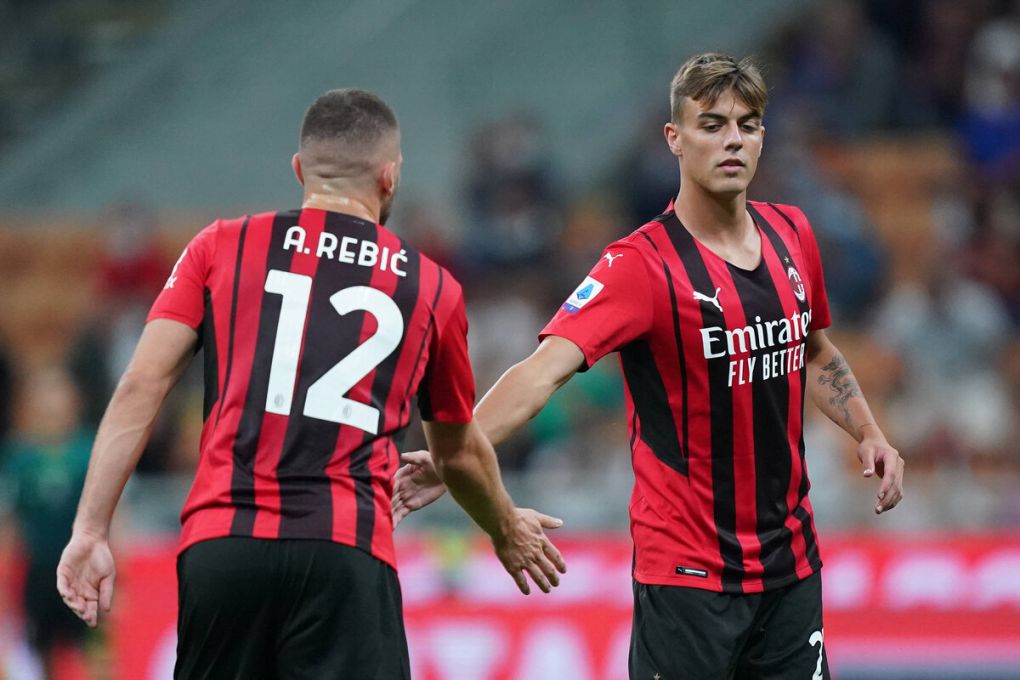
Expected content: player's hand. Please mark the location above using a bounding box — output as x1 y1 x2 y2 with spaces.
56 531 115 627
392 450 447 528
492 508 567 595
858 436 904 515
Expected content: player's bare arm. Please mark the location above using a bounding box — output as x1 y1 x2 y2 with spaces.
57 319 198 627
393 336 584 524
422 419 567 594
805 330 904 515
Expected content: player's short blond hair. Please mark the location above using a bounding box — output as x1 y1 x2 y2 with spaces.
669 53 767 123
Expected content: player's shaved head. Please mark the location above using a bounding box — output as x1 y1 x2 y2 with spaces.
670 53 767 123
299 89 400 186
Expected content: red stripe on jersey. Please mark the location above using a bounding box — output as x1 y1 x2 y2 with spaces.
637 224 728 586
251 208 327 538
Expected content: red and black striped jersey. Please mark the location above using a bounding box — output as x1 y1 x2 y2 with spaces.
540 202 831 594
148 208 474 569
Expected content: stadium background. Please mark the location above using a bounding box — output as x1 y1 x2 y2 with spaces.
1 0 1019 677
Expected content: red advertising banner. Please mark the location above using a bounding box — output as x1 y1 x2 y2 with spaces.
50 533 1020 678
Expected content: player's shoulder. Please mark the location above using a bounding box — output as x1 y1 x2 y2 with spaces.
749 201 814 237
609 209 677 254
377 223 464 302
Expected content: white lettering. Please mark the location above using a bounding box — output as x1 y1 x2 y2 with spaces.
316 232 338 259
358 240 379 267
283 226 306 252
338 236 357 264
726 326 758 355
391 249 408 277
701 328 727 359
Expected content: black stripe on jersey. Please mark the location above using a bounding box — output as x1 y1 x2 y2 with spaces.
751 205 821 570
619 342 686 476
351 240 421 552
215 216 250 427
663 215 744 591
637 231 689 475
728 261 797 589
412 267 445 422
277 212 379 540
201 288 218 422
766 203 800 237
231 211 296 536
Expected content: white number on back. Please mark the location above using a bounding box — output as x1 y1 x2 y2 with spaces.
809 628 824 680
262 269 404 434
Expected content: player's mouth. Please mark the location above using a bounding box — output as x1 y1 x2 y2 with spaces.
719 158 745 168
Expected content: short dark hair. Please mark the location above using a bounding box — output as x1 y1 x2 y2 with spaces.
300 88 398 149
670 53 767 123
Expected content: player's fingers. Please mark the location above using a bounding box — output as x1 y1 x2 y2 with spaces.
536 554 561 588
536 513 564 530
99 575 115 612
525 563 553 594
392 504 408 528
400 450 432 467
511 569 531 595
860 446 875 478
543 539 567 574
84 599 98 627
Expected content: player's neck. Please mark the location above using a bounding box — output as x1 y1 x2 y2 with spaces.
302 191 379 224
673 185 751 242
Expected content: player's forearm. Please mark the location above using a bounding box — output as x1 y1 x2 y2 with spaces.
806 345 885 444
475 360 563 446
428 423 515 538
72 370 174 538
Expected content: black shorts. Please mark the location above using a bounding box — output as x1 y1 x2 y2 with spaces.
175 537 410 680
629 571 829 680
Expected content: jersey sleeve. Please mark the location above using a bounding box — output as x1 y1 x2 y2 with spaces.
792 209 832 330
539 241 654 370
147 222 218 330
418 275 475 424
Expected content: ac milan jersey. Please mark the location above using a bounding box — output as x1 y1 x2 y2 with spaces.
541 202 831 594
148 208 474 569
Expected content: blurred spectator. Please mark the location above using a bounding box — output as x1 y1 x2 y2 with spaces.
616 106 678 226
0 365 97 679
768 0 903 136
462 114 563 271
872 242 1013 464
957 1 1020 183
0 336 12 444
67 199 179 474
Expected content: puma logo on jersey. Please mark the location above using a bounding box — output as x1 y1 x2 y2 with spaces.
693 287 723 313
603 252 623 267
165 247 188 289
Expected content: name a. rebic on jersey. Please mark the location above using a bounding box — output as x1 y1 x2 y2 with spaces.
700 309 813 387
283 225 408 277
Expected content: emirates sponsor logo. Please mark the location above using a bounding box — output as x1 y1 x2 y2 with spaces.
700 309 812 386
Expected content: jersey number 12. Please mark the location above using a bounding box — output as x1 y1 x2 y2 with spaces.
262 269 404 434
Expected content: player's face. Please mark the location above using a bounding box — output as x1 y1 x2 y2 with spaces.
665 90 764 198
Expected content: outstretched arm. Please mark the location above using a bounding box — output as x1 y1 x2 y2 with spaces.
393 336 585 524
805 330 904 514
423 418 566 594
58 319 197 626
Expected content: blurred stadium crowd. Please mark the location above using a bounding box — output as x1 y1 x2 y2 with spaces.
1 0 1019 675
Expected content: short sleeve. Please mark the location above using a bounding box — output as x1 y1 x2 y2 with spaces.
793 210 832 330
539 241 654 369
418 277 475 424
147 222 217 330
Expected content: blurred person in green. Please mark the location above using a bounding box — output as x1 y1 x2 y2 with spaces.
1 365 96 679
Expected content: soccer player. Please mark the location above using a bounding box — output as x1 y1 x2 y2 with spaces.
56 89 566 680
393 54 904 678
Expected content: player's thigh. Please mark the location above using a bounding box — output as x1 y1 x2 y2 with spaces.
629 581 757 680
175 538 278 680
735 572 829 680
275 542 410 680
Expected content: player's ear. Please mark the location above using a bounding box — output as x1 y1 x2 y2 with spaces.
380 158 399 197
758 125 765 157
664 122 682 157
292 153 305 186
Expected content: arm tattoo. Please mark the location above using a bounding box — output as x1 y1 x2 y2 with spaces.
817 354 860 428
